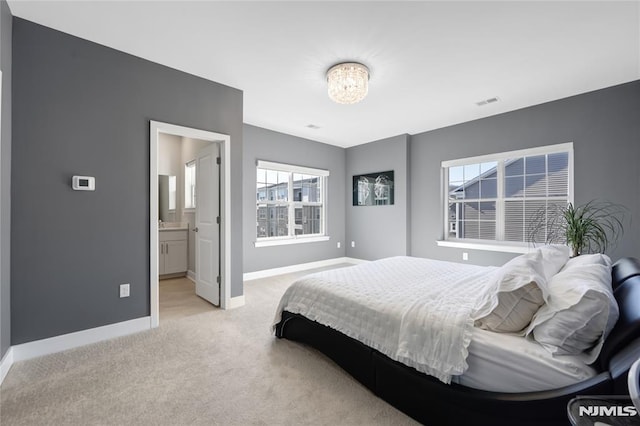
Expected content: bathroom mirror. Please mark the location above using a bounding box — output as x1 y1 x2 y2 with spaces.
158 174 176 222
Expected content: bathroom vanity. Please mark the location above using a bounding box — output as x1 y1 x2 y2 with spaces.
159 225 188 277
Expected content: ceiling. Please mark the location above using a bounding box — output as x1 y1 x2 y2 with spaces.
7 1 640 148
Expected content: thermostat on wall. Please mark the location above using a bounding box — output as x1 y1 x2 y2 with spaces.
72 175 95 191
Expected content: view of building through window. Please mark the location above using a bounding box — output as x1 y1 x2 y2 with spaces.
445 144 571 244
256 164 326 240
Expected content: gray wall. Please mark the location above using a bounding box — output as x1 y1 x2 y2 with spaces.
411 80 640 266
243 124 346 273
346 134 410 260
11 19 243 345
0 0 11 359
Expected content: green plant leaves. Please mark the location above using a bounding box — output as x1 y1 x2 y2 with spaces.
527 200 628 256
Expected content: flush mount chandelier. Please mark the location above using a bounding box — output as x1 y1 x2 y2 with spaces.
326 62 370 104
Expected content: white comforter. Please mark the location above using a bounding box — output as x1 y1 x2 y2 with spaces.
273 256 498 383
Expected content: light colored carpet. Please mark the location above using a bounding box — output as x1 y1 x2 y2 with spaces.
0 265 418 425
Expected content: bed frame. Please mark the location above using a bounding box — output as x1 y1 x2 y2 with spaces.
274 257 640 426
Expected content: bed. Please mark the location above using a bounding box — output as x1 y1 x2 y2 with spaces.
273 248 640 426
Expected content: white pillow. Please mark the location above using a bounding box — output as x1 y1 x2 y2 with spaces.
537 245 572 284
526 261 618 363
475 250 547 333
560 253 612 270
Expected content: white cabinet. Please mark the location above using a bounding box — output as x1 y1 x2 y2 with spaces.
159 229 188 276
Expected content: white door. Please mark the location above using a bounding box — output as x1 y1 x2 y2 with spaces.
194 144 220 306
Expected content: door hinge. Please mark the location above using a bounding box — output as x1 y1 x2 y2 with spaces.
216 216 221 224
216 276 221 284
216 157 221 165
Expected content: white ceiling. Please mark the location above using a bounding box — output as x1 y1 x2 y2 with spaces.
7 1 640 148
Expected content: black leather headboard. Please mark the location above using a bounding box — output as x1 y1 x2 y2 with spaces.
599 258 640 370
612 257 640 290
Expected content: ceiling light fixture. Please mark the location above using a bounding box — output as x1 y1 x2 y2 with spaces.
326 62 369 104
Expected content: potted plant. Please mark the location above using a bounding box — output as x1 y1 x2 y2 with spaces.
528 200 628 257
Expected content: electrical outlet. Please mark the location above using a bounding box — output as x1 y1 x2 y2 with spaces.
119 283 130 298
351 241 356 248
462 252 469 261
337 242 341 248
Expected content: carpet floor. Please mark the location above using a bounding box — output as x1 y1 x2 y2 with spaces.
0 266 418 425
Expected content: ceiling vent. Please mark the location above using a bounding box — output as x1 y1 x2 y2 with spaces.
476 97 500 106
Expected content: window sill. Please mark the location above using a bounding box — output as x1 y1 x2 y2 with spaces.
255 235 330 248
436 240 533 254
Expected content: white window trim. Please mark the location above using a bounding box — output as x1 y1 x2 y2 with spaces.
440 142 574 251
256 160 330 244
441 142 574 168
255 235 330 248
436 239 533 254
257 160 330 177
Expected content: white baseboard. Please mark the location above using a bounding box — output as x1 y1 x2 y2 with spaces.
187 270 196 282
228 295 245 309
11 316 152 363
0 258 365 384
243 257 366 281
0 347 14 385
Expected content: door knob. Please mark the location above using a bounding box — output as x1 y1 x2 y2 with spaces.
193 227 199 232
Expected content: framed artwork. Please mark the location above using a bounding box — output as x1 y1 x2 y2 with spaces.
352 170 394 206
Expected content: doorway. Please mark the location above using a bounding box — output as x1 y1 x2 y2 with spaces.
150 121 231 328
158 137 219 305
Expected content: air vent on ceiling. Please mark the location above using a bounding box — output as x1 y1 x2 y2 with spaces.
306 124 321 130
476 97 500 106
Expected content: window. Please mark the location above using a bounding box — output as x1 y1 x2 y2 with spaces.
256 160 329 245
442 143 573 247
184 160 196 209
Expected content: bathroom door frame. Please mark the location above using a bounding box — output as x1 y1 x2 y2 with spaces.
149 120 231 328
